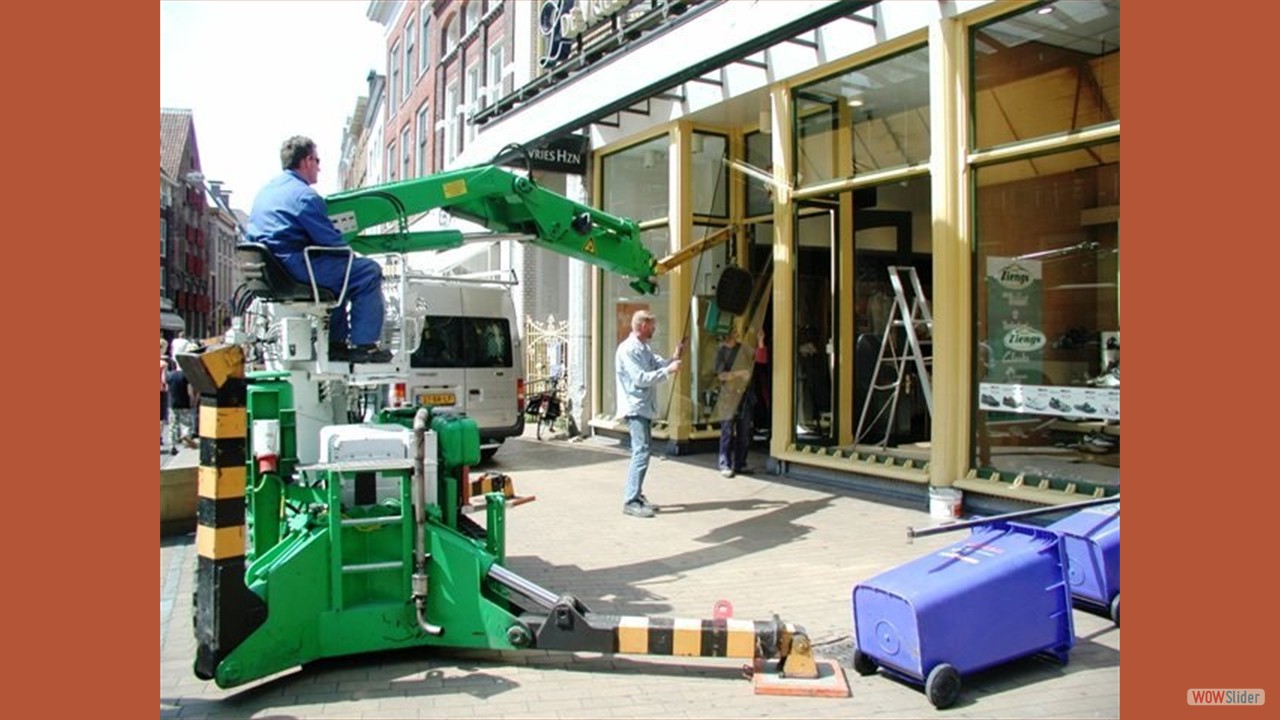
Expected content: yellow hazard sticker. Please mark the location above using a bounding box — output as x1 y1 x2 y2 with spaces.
583 238 596 254
443 179 467 199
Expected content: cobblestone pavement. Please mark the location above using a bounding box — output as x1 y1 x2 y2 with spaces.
161 431 1119 718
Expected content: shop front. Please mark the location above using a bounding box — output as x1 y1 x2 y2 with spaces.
463 0 1120 505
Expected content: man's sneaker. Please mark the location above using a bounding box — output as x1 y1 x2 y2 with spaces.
980 393 999 407
623 500 655 518
349 344 393 364
638 494 658 512
1002 395 1020 408
1049 397 1072 412
720 468 735 478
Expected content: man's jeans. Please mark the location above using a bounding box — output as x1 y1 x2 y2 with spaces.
624 416 652 505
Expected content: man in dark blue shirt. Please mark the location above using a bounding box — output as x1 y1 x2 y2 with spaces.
247 136 390 363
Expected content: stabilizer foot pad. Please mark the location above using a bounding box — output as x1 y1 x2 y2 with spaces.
752 658 850 698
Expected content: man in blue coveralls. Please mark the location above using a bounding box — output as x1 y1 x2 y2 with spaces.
247 136 391 363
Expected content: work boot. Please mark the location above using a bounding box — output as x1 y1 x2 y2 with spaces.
349 344 392 364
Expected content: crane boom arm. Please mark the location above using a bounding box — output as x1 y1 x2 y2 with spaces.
325 165 657 294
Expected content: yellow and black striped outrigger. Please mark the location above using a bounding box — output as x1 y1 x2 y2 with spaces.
178 344 267 681
485 570 818 677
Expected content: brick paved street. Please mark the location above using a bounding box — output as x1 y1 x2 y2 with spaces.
161 431 1119 718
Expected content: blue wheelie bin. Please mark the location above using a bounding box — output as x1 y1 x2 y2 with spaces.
851 521 1074 709
1048 502 1120 624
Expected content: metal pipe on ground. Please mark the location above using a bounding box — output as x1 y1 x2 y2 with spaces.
908 495 1118 541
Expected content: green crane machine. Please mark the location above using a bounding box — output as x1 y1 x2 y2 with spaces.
180 162 817 691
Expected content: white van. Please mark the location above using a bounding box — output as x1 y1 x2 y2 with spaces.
389 274 525 461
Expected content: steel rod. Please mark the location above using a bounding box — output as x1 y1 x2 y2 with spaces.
486 563 561 610
908 494 1118 540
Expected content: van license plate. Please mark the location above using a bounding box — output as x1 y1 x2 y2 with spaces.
419 392 457 406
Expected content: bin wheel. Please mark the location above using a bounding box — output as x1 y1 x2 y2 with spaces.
925 663 962 709
1110 593 1120 626
852 648 879 676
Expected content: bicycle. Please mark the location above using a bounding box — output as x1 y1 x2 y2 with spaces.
525 374 567 441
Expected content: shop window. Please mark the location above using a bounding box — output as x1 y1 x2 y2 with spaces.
972 143 1120 491
972 1 1119 150
601 135 669 222
792 46 930 186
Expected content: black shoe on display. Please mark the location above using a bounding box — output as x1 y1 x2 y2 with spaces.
1002 396 1020 409
349 344 392 364
1049 397 1072 413
980 393 999 407
1074 402 1097 414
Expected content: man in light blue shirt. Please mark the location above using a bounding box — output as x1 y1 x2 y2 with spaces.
247 136 390 364
615 309 682 518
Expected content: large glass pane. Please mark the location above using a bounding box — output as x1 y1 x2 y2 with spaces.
973 143 1120 491
691 132 728 217
793 46 930 184
601 136 669 221
972 0 1119 150
600 228 676 419
744 131 772 218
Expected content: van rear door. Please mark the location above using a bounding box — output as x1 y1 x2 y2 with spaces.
460 288 520 433
406 283 466 414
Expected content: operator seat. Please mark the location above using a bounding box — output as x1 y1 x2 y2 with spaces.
236 243 338 303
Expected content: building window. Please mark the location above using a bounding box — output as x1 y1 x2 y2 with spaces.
416 102 430 176
443 14 458 56
486 44 505 108
465 66 480 145
387 142 397 182
465 1 482 34
419 4 431 76
401 125 412 180
444 83 459 164
404 17 415 100
160 217 168 258
388 41 402 113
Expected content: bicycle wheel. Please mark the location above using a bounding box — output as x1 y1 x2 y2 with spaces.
536 406 551 440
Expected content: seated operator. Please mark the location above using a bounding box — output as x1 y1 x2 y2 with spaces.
247 135 391 364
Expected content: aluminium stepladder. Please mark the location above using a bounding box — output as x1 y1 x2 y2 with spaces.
854 266 934 449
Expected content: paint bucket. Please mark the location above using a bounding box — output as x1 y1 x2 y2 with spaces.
928 486 963 519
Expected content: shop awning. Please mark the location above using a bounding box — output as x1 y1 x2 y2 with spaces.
161 312 185 331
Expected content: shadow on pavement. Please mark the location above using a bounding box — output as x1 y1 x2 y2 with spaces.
504 497 834 617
